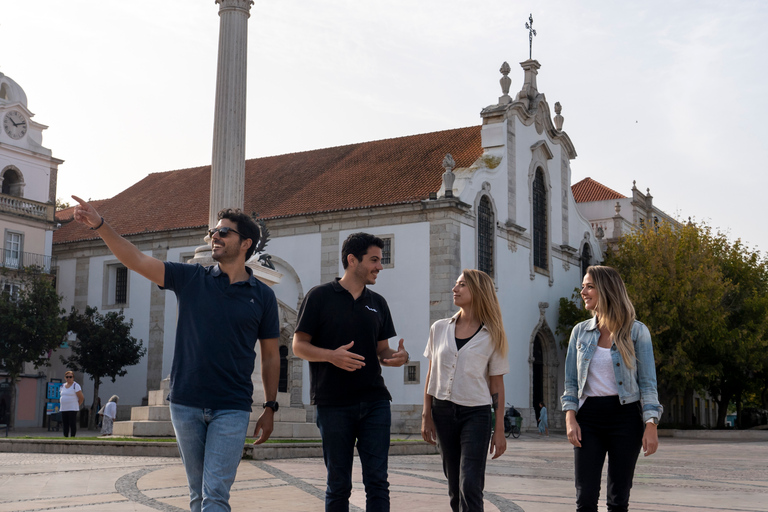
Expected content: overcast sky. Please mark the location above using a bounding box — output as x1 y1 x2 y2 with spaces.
2 0 766 252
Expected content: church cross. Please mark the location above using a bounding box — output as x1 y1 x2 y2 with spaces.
525 14 537 59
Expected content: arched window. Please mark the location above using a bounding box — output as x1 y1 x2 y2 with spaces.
477 195 494 277
533 168 548 270
1 168 23 197
580 243 592 278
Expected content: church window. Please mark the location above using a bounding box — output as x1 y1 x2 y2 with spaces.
533 169 548 270
379 235 394 268
478 195 494 277
580 243 592 279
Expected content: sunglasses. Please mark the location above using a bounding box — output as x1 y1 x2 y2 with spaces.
65 375 73 379
207 227 243 238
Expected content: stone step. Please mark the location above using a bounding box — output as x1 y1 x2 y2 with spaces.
130 406 171 422
252 421 320 439
148 390 169 407
112 420 175 437
249 406 306 423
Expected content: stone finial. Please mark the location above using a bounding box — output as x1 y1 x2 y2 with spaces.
554 101 564 130
614 201 621 215
499 62 512 105
442 153 456 198
595 225 605 240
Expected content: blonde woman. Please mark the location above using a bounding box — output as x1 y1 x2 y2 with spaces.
60 371 84 437
422 269 509 512
562 266 663 512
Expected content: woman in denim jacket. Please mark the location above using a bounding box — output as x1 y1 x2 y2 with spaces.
561 265 663 512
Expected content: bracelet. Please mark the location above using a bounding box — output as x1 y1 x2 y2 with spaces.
91 216 105 230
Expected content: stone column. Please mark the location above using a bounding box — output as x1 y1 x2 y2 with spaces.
209 0 253 228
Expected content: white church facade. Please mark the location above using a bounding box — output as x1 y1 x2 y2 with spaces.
51 59 602 433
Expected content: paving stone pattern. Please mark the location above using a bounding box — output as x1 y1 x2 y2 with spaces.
1 437 766 511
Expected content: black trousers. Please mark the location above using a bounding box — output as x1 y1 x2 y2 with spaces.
431 399 492 512
574 396 643 512
61 411 78 437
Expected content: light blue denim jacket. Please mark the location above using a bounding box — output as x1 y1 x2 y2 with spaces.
561 317 663 423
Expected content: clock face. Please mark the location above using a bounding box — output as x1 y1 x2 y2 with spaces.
3 110 27 140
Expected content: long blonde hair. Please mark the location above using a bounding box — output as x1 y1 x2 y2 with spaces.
461 269 508 356
586 265 636 368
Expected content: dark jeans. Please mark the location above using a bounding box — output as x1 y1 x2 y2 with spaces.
61 411 78 437
431 399 493 512
574 396 644 512
315 400 391 512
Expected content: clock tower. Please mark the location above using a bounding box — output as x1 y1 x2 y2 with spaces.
0 72 64 429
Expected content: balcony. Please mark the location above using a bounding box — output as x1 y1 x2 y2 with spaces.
1 249 57 274
0 193 55 223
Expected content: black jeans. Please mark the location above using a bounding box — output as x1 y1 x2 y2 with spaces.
574 396 644 512
431 399 492 512
61 411 78 437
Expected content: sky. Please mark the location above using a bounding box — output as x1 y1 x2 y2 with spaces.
2 0 767 252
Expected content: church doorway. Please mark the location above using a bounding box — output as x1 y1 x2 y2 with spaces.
530 321 560 429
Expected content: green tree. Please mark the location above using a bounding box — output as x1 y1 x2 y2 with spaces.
556 288 592 347
706 236 768 427
62 306 147 430
605 221 729 426
0 270 67 429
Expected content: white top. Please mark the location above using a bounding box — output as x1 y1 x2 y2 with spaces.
424 313 509 407
59 382 82 412
103 401 117 420
579 346 618 409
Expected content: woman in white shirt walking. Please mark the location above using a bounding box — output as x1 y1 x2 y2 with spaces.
60 371 84 437
421 269 509 512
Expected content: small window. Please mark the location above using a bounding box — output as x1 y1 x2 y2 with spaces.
2 282 20 301
3 231 23 269
379 235 394 269
403 361 420 385
103 262 129 309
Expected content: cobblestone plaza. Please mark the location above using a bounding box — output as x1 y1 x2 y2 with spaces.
1 435 766 511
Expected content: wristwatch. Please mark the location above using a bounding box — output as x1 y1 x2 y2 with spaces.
646 417 658 425
263 401 279 412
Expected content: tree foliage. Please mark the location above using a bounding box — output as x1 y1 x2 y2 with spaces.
0 270 67 429
595 220 768 428
556 288 592 348
62 306 147 429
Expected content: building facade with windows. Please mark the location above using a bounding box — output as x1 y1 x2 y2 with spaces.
0 72 63 428
52 59 601 432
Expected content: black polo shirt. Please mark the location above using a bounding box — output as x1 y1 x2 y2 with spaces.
296 279 396 406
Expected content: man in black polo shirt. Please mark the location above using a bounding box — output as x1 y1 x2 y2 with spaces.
293 232 409 512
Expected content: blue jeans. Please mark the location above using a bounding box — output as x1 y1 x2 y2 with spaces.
431 399 493 512
170 402 251 512
315 400 391 512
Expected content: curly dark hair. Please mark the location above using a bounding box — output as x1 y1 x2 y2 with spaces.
217 208 261 261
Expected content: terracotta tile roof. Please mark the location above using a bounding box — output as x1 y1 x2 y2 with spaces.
53 126 482 244
571 177 626 203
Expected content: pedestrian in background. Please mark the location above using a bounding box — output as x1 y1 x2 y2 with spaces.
100 395 119 436
60 371 84 438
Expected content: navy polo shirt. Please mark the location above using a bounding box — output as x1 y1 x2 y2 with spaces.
162 262 280 411
296 279 396 406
